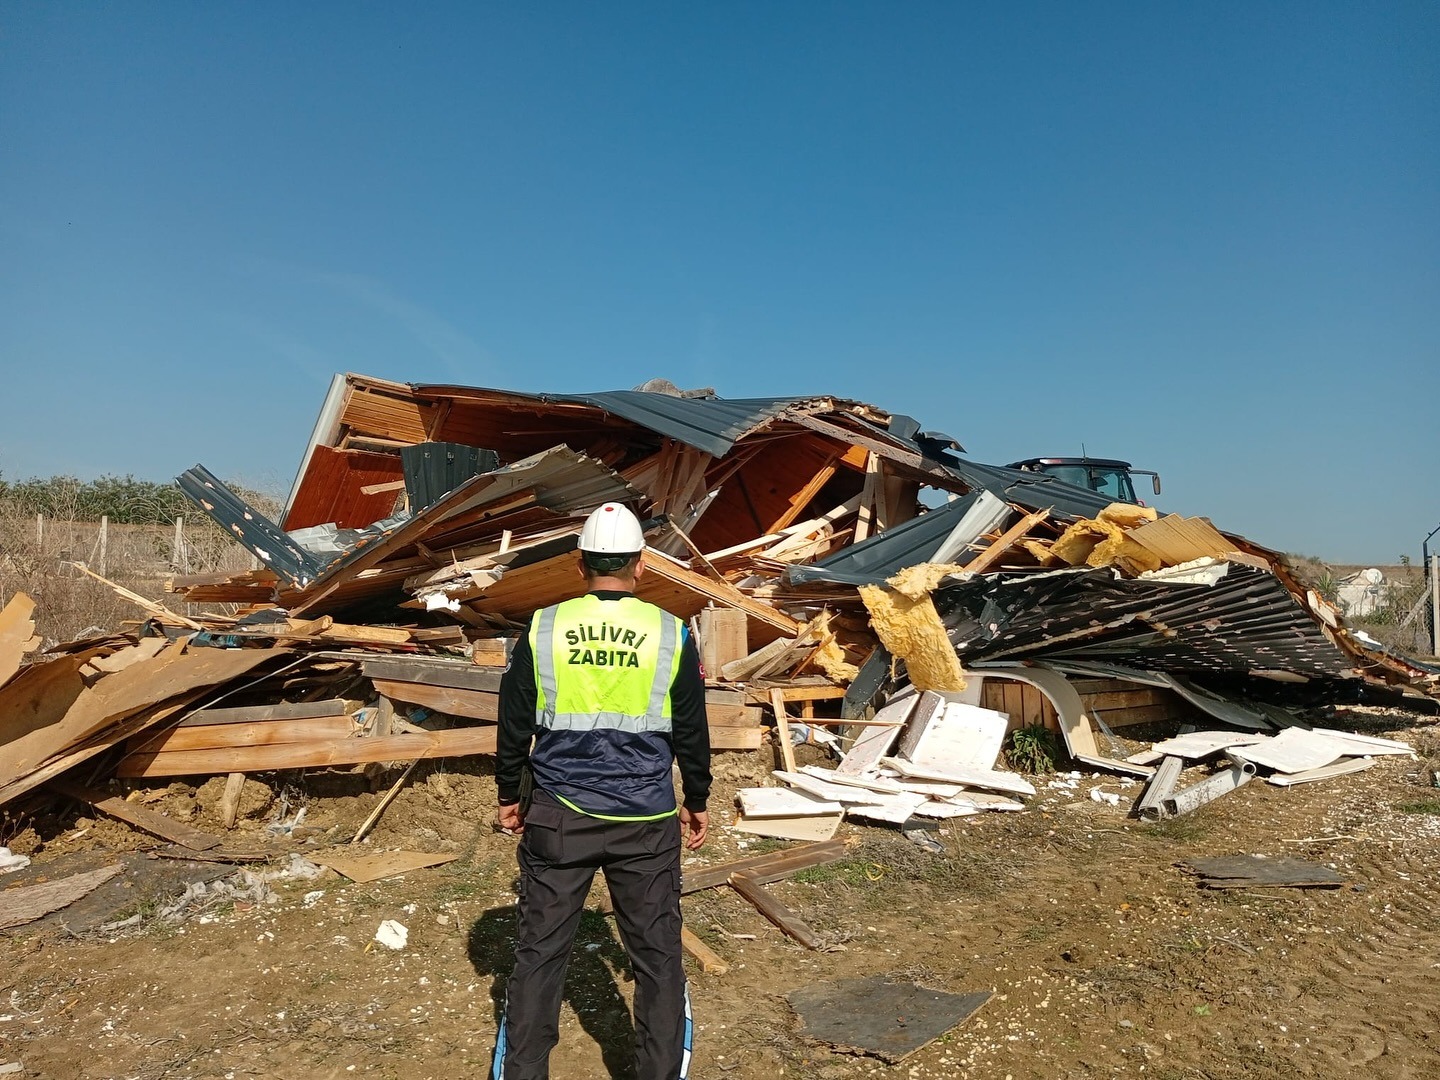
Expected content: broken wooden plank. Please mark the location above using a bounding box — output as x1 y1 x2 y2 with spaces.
0 647 286 792
371 678 498 721
312 849 459 883
134 714 358 754
362 657 503 693
219 772 246 829
86 637 170 675
769 689 799 774
0 683 216 808
708 727 765 750
640 550 801 637
680 926 729 975
0 864 124 930
0 593 38 689
744 684 847 704
353 759 423 842
682 838 849 893
1181 855 1345 889
729 871 824 949
959 508 1051 575
50 779 223 851
68 561 209 629
115 725 498 777
698 607 749 676
733 812 844 842
177 698 351 727
721 636 799 683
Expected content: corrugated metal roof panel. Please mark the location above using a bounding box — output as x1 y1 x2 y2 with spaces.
941 459 1121 519
412 382 806 457
783 494 983 587
938 564 1352 679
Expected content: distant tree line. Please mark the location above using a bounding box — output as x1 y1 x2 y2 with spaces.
0 474 280 525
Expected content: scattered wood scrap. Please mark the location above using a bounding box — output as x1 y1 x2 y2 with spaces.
0 864 124 931
51 779 223 851
312 850 460 883
787 977 992 1062
1181 856 1345 889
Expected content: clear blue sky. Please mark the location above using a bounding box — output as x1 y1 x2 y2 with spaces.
2 2 1436 564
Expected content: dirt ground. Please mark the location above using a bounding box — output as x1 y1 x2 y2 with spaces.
4 704 1440 1080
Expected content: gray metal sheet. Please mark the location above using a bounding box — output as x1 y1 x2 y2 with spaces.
939 564 1353 681
785 494 983 586
412 382 804 457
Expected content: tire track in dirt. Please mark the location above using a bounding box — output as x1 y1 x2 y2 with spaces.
1290 849 1440 1078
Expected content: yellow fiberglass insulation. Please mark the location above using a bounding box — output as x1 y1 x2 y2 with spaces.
886 562 970 601
804 610 860 683
859 583 967 692
1096 502 1159 529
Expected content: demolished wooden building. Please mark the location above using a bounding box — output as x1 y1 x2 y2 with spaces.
2 372 1437 821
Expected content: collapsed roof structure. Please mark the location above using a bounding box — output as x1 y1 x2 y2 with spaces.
3 371 1436 819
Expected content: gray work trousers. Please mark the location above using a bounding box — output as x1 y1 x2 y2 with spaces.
491 790 692 1080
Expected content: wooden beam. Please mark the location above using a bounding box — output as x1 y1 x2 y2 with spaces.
362 658 503 693
116 726 499 777
729 871 824 949
745 685 847 704
353 759 423 842
708 727 764 750
52 779 222 850
764 458 839 534
219 772 245 829
640 552 801 637
770 689 798 774
681 838 848 893
178 698 351 727
133 714 359 755
959 508 1051 575
680 926 729 975
370 679 499 721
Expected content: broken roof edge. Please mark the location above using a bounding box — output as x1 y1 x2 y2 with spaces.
411 381 863 457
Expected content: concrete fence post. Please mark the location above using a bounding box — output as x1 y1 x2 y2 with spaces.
1431 554 1439 658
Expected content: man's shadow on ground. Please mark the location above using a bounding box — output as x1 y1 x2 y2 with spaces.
469 903 639 1080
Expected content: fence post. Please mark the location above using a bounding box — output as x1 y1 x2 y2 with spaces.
173 516 187 573
98 515 108 578
35 513 43 548
1432 554 1439 658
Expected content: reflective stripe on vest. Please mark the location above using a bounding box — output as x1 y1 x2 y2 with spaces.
530 595 681 733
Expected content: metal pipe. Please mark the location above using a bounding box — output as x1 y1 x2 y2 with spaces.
1134 755 1184 820
1162 763 1255 818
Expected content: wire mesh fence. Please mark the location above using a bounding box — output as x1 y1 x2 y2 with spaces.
1339 567 1436 658
0 503 259 645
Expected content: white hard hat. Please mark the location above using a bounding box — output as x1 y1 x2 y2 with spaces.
578 503 644 554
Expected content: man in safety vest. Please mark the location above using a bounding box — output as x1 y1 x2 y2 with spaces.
492 502 711 1080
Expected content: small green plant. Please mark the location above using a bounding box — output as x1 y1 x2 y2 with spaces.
1006 724 1060 774
1396 797 1440 816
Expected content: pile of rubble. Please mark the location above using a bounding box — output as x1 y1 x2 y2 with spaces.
2 372 1437 850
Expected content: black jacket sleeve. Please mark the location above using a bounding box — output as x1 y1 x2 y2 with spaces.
496 631 536 805
669 630 711 813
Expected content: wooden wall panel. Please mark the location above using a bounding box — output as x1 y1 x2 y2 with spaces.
692 435 864 552
284 445 406 530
